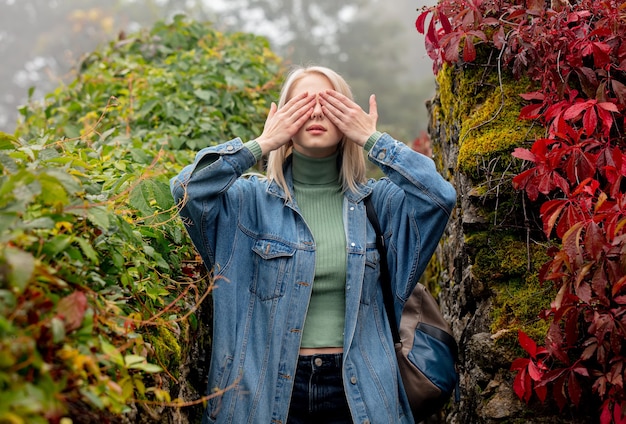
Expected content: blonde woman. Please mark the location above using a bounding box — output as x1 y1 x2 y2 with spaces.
171 65 456 424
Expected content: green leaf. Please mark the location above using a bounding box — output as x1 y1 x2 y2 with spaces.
101 340 124 367
3 247 35 292
193 89 215 102
128 180 155 217
75 237 99 264
0 133 19 150
42 235 72 258
86 206 112 230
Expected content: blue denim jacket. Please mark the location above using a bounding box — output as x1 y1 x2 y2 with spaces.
170 133 456 424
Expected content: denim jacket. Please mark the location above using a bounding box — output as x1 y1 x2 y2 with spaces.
170 133 456 424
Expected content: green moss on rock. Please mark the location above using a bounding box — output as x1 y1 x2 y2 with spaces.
436 62 542 179
466 230 553 352
150 325 183 376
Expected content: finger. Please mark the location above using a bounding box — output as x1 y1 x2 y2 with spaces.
283 92 314 113
267 102 277 119
320 101 345 129
320 90 350 113
369 94 378 120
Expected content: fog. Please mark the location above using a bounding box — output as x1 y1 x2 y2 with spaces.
0 0 437 139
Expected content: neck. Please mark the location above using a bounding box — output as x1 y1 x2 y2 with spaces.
292 149 341 185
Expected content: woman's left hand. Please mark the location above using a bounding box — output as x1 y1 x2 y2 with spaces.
319 90 378 146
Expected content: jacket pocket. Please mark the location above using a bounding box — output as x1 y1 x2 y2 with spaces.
207 354 234 421
361 246 381 305
250 239 296 300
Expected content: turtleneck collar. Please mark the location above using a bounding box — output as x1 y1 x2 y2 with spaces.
292 149 341 186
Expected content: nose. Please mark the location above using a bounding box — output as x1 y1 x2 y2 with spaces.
312 95 323 118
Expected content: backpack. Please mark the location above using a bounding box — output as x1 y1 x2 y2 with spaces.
364 196 459 423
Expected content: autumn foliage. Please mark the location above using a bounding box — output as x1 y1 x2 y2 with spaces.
417 0 626 422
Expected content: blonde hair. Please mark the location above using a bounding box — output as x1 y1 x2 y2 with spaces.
265 65 367 200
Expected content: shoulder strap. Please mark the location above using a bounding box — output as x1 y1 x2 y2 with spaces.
364 196 401 344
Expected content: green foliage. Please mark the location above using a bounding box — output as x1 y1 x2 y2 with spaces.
1 16 282 422
16 15 282 151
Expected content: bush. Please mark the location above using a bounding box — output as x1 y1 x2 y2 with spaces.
0 16 282 423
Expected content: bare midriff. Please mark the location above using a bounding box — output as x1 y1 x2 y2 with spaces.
299 347 344 355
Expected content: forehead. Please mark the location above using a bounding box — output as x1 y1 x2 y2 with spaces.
289 73 333 97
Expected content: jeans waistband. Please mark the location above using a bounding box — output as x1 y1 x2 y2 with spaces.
297 353 343 370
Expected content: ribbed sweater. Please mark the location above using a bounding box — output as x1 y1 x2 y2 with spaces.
292 149 346 348
243 132 382 348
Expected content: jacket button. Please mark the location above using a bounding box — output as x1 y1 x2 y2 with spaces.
363 420 370 424
350 376 357 384
377 152 385 160
226 145 234 151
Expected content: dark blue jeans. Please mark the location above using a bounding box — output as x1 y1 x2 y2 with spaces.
287 353 352 424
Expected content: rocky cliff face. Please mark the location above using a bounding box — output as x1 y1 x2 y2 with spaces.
427 64 594 424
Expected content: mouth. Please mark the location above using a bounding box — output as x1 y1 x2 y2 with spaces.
306 125 326 132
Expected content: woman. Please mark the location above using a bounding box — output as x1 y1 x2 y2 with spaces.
170 65 456 424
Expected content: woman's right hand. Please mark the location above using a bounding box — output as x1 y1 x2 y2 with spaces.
255 92 315 155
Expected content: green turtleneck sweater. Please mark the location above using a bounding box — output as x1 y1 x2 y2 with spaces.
243 132 382 348
291 149 346 348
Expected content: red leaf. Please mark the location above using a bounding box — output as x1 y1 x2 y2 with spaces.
584 221 606 260
512 147 537 162
572 366 589 377
563 101 591 121
614 402 626 424
527 0 545 12
442 33 462 63
613 295 626 304
518 330 538 357
512 168 537 192
512 367 528 400
463 35 476 62
493 26 505 49
597 106 615 136
541 199 567 237
592 42 612 68
415 11 430 34
56 291 88 332
553 375 568 411
611 80 626 105
520 103 544 120
583 107 598 135
528 360 543 381
600 402 612 424
612 275 626 297
520 91 545 102
567 372 582 406
511 357 530 371
439 10 452 34
597 101 619 113
535 383 548 402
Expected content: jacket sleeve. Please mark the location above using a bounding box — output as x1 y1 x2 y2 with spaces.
367 133 456 303
169 138 258 269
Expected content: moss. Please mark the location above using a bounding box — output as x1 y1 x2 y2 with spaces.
466 230 553 353
150 325 182 376
436 62 543 179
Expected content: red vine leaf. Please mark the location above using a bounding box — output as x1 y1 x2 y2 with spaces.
56 291 88 333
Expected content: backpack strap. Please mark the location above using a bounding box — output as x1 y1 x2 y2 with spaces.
364 195 401 344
